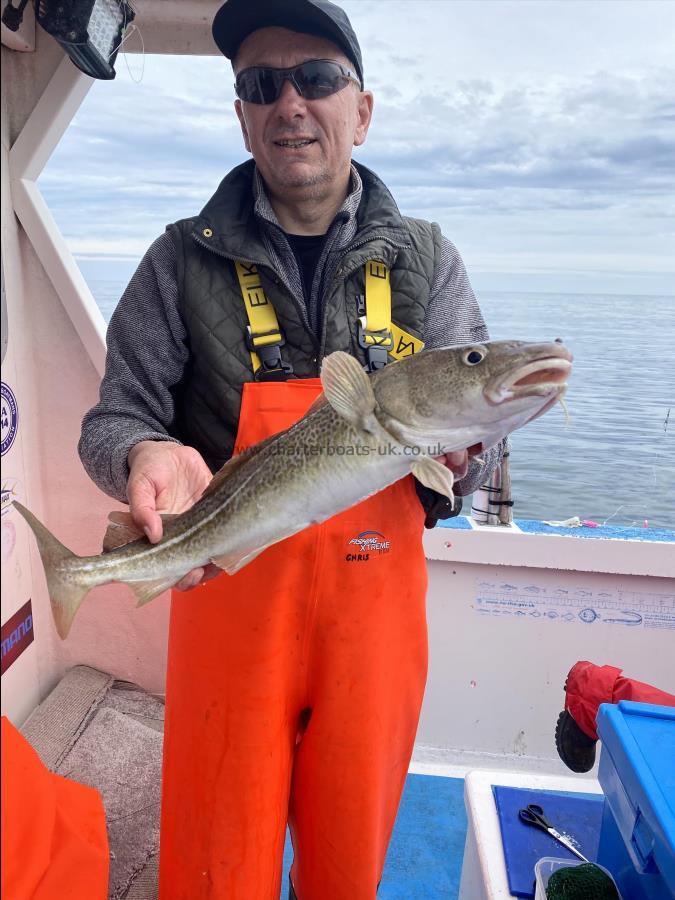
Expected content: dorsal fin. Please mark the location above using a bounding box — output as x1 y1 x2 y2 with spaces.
102 511 179 552
305 394 329 416
102 512 144 552
320 351 378 433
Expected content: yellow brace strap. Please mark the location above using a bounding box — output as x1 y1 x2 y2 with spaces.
390 322 425 360
361 261 393 346
361 261 425 364
235 260 284 375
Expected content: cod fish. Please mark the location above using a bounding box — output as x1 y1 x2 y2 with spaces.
14 340 572 639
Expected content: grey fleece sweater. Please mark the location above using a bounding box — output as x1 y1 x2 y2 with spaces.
79 165 502 503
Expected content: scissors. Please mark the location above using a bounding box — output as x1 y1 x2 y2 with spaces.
518 804 589 862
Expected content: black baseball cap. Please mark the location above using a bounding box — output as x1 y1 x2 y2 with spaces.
212 0 364 89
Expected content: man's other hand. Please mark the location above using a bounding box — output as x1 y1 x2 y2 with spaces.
126 441 217 591
435 444 485 481
435 449 469 480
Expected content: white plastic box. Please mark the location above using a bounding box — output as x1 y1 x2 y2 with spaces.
534 857 621 899
458 771 603 900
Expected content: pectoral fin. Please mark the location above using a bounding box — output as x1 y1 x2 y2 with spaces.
411 457 455 502
320 351 378 433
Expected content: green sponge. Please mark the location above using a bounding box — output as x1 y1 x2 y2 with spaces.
546 863 620 899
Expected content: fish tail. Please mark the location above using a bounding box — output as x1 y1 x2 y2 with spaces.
12 501 89 639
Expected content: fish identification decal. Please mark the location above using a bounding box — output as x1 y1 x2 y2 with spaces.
473 580 675 630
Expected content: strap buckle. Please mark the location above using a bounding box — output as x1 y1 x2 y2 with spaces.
246 326 294 381
357 315 393 373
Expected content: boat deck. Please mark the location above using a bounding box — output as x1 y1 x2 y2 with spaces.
281 774 466 899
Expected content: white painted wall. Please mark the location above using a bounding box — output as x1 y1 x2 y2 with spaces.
1 36 65 725
2 33 172 723
1 208 41 724
417 556 674 771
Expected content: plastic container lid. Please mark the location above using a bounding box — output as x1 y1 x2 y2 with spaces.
596 701 675 885
534 857 622 900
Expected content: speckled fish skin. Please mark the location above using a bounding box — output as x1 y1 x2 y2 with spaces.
13 340 572 638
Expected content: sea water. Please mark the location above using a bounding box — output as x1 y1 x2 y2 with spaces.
479 292 674 531
89 281 675 530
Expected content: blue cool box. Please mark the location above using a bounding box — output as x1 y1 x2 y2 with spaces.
596 700 675 900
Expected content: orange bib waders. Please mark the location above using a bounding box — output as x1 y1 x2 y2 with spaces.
1 717 109 900
159 379 428 899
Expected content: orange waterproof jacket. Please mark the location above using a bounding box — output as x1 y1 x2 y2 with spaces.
565 661 675 740
1 716 109 900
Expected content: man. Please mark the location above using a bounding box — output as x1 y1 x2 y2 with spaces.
79 1 502 897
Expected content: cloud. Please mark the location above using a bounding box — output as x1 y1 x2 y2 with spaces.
36 1 675 292
364 70 675 189
350 64 675 286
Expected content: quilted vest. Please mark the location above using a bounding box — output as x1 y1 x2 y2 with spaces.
168 160 442 472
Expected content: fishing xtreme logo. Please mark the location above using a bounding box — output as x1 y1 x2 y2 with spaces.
346 531 391 562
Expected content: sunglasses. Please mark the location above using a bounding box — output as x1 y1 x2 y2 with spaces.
235 59 361 105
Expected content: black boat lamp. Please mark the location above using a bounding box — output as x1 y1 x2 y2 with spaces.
35 0 135 80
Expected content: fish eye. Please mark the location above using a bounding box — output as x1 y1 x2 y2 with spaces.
463 347 486 366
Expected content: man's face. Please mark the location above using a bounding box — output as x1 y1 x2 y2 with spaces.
234 27 373 202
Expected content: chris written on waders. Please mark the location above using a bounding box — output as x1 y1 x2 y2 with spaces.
78 0 504 896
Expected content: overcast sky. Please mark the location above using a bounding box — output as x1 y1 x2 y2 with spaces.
40 0 675 295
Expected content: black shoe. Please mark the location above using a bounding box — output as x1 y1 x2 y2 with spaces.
289 877 297 900
555 709 597 773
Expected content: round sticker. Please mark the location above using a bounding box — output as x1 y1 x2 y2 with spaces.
1 382 19 456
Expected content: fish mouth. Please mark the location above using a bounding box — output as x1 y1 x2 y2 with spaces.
486 349 573 405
